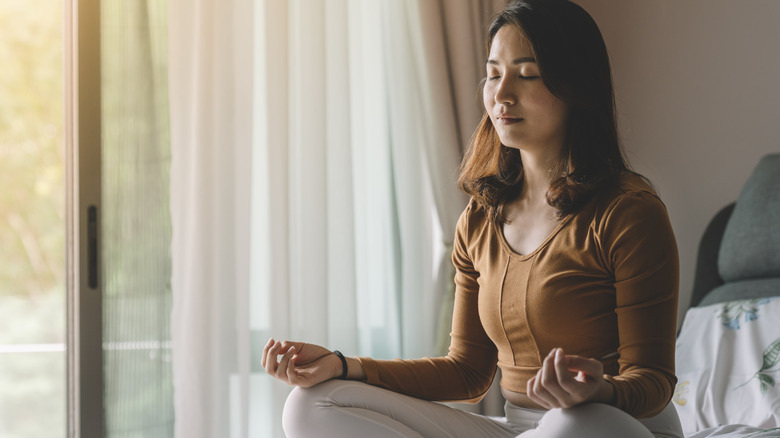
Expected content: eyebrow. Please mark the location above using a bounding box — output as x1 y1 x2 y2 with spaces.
486 57 536 66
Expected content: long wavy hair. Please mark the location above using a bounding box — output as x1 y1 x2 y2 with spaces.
458 0 631 223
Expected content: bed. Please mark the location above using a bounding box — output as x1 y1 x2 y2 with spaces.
673 154 780 437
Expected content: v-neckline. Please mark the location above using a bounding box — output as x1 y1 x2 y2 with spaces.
494 214 573 260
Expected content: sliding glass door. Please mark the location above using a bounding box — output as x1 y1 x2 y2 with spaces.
69 1 174 436
2 1 173 435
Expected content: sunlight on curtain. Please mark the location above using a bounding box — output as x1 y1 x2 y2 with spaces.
250 1 440 436
169 0 253 436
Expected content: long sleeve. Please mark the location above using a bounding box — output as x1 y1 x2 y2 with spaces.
357 202 498 403
599 190 679 418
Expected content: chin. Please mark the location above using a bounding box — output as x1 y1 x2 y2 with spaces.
496 135 524 150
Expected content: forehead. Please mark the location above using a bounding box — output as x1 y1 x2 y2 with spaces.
488 25 535 61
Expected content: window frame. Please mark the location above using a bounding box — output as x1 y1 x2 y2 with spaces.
65 0 104 436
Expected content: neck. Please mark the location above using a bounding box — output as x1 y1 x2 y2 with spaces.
519 150 562 202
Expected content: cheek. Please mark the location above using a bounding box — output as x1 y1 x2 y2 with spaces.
529 90 568 124
483 86 495 115
482 88 491 111
549 98 569 128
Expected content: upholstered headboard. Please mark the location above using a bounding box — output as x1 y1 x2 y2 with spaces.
688 154 780 309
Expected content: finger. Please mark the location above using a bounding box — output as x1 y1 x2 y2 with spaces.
264 341 282 375
277 346 295 380
540 349 558 387
565 355 603 381
539 350 567 406
285 347 303 385
279 341 305 361
554 349 578 392
534 365 559 407
287 341 307 356
261 338 274 368
527 375 552 409
291 343 305 364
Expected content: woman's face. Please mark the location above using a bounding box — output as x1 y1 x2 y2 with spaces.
484 25 569 155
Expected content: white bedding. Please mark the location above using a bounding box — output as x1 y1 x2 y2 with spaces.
686 425 780 437
674 298 780 437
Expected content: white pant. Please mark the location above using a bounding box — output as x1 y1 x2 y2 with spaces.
282 380 684 438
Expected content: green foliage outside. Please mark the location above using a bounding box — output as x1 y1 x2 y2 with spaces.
0 0 66 437
0 1 64 297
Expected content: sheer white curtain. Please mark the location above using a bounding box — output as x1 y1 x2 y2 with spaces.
169 1 502 437
169 0 253 437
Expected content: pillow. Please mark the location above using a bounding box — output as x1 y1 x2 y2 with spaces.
674 297 780 435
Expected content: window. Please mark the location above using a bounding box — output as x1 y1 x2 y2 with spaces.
68 0 174 436
1 1 174 436
0 1 67 436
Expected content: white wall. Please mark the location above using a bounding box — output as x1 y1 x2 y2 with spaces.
576 0 780 324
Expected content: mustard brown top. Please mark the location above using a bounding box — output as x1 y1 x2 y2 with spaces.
357 174 679 418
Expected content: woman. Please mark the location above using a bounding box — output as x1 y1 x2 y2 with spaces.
262 1 684 437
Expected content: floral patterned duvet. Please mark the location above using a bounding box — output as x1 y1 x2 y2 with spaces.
675 298 780 437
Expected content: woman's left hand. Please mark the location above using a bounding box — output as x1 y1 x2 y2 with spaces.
526 348 615 409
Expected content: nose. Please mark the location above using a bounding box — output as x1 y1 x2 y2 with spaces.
494 77 516 106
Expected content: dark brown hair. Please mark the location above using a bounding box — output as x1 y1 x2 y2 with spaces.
458 0 631 222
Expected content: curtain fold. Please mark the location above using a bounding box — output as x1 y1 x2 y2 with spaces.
169 0 253 436
410 0 504 356
170 1 505 437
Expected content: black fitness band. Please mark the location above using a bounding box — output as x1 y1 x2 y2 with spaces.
333 350 348 380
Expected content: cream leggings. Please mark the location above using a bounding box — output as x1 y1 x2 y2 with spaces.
282 380 684 438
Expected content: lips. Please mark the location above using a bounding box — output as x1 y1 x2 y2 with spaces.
497 114 523 124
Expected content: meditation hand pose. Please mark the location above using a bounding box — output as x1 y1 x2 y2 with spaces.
263 1 684 437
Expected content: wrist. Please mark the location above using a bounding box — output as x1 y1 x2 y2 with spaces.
325 352 342 380
328 351 367 381
595 379 615 404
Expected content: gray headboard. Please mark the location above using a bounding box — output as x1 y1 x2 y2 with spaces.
687 154 780 310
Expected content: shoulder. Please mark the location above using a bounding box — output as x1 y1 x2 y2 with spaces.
454 198 496 258
603 172 660 203
590 173 677 260
456 198 489 234
591 173 668 224
576 173 675 255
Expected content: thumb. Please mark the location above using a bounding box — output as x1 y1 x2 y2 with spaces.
278 341 301 354
564 355 603 378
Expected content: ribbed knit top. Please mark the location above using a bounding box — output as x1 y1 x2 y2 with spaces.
358 174 679 418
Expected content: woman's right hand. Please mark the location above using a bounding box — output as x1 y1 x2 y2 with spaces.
261 338 341 388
